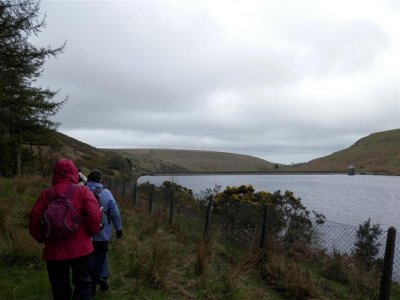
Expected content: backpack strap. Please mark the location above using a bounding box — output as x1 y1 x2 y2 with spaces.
93 187 111 225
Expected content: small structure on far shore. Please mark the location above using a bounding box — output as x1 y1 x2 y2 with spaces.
347 166 355 175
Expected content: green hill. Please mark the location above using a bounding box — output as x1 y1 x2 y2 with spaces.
291 129 400 175
106 148 277 173
54 128 400 175
53 132 277 174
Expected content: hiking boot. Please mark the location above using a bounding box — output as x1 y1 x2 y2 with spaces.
98 278 109 291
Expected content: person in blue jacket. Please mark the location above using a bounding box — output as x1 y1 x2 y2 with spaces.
86 169 123 293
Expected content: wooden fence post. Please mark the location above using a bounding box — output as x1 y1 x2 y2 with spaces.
203 195 214 241
260 205 269 250
379 227 396 300
169 189 174 225
149 186 154 213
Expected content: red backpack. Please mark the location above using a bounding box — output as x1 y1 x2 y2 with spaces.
43 184 80 241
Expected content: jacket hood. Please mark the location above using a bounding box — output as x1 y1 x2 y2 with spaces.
52 158 79 185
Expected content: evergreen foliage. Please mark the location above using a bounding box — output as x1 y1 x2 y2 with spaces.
354 218 382 267
213 185 326 247
0 0 65 176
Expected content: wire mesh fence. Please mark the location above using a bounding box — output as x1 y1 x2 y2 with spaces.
313 220 399 282
103 177 399 285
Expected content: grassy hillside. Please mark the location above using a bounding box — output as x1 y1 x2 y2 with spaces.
108 148 277 173
53 132 277 174
291 129 400 175
55 132 107 166
54 128 400 175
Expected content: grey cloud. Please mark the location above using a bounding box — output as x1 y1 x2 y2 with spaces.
283 19 389 75
39 1 399 164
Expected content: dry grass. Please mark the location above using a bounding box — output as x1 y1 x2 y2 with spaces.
262 251 322 300
195 240 214 275
0 176 46 266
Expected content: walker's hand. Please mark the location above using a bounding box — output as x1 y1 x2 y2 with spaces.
116 229 123 239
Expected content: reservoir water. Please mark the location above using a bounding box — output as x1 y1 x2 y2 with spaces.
138 174 400 229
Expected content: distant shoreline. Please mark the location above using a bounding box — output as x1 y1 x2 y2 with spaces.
140 171 347 176
138 171 398 176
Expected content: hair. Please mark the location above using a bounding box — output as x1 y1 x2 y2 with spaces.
88 169 102 183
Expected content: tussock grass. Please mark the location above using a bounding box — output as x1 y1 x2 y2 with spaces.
0 229 42 265
262 251 321 299
195 240 215 275
0 176 46 265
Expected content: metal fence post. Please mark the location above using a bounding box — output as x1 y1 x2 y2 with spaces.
169 189 174 225
379 227 396 300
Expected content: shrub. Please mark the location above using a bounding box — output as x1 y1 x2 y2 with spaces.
213 186 325 248
354 218 382 268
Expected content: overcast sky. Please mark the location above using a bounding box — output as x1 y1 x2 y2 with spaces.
34 0 399 164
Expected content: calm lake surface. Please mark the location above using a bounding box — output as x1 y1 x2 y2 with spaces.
138 174 400 229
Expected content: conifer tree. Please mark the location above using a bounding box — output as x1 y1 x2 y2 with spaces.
0 0 65 176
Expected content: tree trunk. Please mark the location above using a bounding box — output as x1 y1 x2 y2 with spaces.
30 143 35 176
15 130 24 176
38 145 45 177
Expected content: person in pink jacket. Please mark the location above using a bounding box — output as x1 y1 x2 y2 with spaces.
29 158 101 300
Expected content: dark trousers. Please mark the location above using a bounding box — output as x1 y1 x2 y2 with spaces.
91 241 108 284
46 254 93 300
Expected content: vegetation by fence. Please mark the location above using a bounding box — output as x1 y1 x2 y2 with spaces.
104 176 399 299
1 175 397 299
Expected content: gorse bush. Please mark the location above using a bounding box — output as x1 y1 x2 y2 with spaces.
354 218 382 268
213 185 326 248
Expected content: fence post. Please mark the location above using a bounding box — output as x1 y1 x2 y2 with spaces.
133 180 137 205
260 204 269 250
168 189 174 225
203 195 214 241
163 189 168 216
379 227 396 300
149 186 154 213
